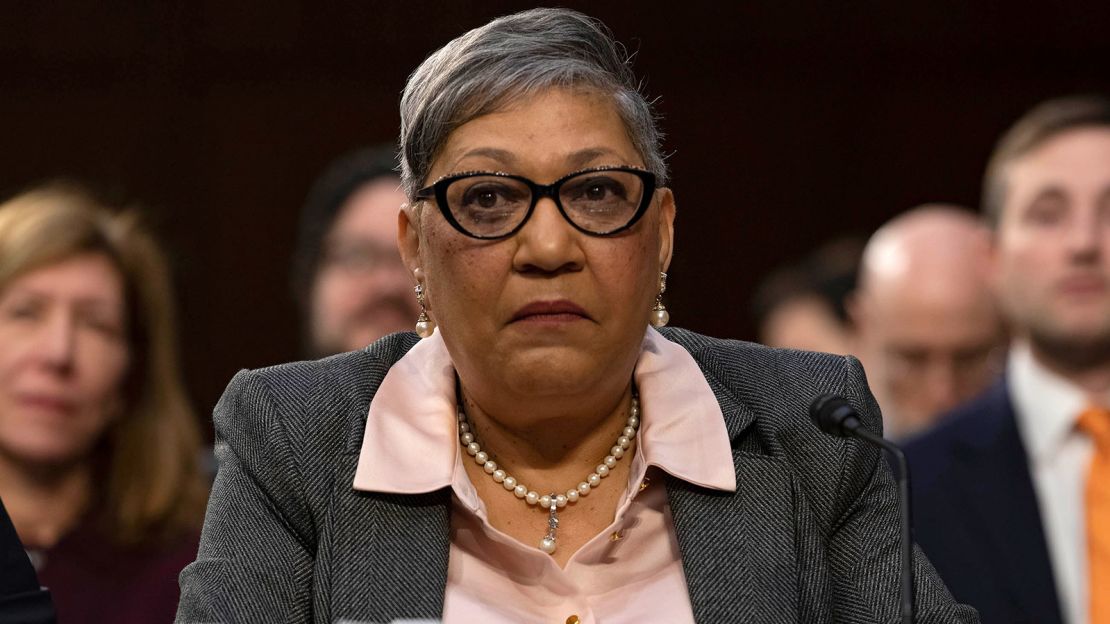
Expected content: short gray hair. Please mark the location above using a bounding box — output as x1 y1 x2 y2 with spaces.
399 7 667 200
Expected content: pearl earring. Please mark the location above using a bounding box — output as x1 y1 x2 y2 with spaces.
414 282 435 338
650 272 670 328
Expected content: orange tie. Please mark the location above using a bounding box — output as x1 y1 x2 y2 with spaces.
1080 405 1110 624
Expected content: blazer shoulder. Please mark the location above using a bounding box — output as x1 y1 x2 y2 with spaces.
661 326 873 430
247 331 418 398
661 327 883 531
660 327 851 389
213 332 420 455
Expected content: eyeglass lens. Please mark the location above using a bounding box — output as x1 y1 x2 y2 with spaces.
443 170 646 237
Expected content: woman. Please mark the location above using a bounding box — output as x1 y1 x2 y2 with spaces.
178 9 976 623
0 183 208 623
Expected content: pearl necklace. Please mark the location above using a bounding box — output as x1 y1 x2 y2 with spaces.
457 390 640 554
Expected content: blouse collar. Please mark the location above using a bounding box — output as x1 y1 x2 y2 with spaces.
353 327 736 494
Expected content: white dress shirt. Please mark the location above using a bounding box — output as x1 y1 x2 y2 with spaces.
1009 341 1110 624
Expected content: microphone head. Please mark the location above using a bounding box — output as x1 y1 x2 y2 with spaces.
809 393 859 437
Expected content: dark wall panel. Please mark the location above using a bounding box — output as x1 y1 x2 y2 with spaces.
2 1 1107 415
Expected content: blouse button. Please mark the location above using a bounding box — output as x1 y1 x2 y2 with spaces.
566 616 581 624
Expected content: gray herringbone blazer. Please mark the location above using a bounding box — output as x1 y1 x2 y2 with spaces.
176 328 978 623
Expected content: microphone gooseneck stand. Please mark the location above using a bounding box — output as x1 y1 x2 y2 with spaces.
810 394 914 624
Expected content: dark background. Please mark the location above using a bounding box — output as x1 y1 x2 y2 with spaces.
2 1 1108 417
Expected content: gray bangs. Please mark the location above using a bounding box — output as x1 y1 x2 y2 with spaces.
399 8 667 200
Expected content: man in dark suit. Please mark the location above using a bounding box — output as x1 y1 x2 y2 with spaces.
904 95 1110 624
290 146 423 358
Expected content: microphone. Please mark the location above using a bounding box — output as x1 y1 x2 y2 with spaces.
810 394 914 624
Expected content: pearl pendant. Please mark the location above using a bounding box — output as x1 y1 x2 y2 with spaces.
455 389 641 558
539 494 559 554
415 315 435 338
413 282 434 337
650 305 669 328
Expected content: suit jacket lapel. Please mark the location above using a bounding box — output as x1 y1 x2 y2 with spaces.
327 334 452 622
949 384 1063 623
667 455 800 623
667 383 802 623
328 453 452 623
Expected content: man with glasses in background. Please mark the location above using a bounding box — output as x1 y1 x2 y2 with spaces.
291 145 421 357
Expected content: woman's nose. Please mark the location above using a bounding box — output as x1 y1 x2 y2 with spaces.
512 197 585 274
34 311 77 372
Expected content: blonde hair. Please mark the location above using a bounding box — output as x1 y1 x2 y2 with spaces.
0 182 208 544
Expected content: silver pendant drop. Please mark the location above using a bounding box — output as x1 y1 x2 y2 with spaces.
539 493 558 554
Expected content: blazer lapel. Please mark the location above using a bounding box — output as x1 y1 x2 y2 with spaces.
667 386 802 623
667 452 799 623
327 453 452 623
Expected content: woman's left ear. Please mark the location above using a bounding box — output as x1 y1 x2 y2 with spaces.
656 188 676 271
398 202 422 274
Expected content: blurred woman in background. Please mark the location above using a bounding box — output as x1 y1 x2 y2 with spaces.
0 183 208 623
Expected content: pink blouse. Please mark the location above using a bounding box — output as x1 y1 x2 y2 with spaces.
353 328 735 623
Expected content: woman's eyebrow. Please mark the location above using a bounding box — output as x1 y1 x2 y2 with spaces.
451 147 628 172
565 147 624 170
455 147 518 166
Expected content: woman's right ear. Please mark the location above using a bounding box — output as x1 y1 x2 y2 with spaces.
398 202 422 274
